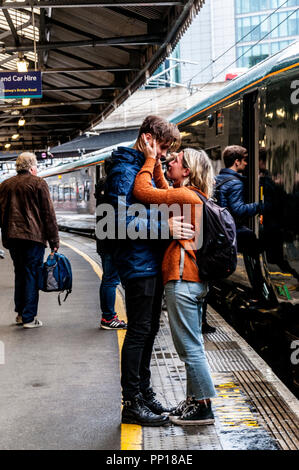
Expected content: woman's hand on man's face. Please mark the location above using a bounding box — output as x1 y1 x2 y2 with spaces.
140 133 157 160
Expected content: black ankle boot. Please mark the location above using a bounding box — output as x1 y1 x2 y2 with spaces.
122 394 169 426
142 388 175 414
202 323 216 334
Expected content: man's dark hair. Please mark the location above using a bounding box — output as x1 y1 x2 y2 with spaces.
223 145 247 168
138 115 181 151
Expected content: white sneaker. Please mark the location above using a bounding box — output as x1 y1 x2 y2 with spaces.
15 315 23 325
23 319 43 329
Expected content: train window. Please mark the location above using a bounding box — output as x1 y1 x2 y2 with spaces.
64 185 71 201
52 184 57 202
206 146 221 161
69 178 76 201
76 183 83 201
58 184 63 201
216 110 224 135
206 146 222 175
84 180 91 202
208 114 214 128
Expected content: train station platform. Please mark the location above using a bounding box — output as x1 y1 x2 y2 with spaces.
0 232 298 451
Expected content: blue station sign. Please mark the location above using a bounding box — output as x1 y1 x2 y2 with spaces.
0 71 42 99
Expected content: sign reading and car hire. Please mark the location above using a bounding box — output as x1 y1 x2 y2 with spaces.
0 71 42 99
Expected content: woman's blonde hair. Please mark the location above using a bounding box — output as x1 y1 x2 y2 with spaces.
181 148 214 198
16 152 37 173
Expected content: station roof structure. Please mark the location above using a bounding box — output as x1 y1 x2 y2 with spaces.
0 0 205 157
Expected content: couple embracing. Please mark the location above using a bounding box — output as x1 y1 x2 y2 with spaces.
104 115 216 427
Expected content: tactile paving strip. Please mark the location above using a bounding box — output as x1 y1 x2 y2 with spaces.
61 233 299 451
143 309 299 450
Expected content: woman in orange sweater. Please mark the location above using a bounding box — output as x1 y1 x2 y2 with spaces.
133 136 217 426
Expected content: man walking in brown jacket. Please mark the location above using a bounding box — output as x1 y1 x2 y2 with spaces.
0 152 59 328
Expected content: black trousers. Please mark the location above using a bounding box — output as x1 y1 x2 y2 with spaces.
121 275 164 400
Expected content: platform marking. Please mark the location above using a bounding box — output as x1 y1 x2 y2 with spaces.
60 240 142 450
214 381 259 428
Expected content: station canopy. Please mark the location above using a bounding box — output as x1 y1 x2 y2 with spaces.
0 0 204 157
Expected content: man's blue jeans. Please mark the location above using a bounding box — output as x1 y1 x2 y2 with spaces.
165 280 217 400
9 240 45 324
99 251 121 321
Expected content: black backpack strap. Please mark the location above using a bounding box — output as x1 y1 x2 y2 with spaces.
215 176 237 189
179 188 205 270
58 290 71 306
188 187 207 202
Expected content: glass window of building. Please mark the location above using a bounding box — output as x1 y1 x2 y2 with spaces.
271 13 279 38
279 12 288 37
243 17 251 38
288 11 298 35
261 15 269 38
251 15 261 41
237 18 243 41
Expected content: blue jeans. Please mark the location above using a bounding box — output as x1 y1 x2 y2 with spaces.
99 251 121 321
9 240 45 324
165 280 217 400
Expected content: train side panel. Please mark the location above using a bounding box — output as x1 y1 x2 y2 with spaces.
45 166 98 215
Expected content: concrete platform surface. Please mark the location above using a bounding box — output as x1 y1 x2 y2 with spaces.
0 238 121 450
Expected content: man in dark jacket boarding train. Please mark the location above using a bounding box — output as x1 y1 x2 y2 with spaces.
215 145 265 303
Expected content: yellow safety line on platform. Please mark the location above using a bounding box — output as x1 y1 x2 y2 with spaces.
60 240 142 450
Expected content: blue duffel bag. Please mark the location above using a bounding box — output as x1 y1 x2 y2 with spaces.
38 252 72 305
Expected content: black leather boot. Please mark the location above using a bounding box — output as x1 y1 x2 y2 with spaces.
142 387 175 414
202 322 216 334
122 394 169 426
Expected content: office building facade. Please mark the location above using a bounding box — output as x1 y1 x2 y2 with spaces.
176 0 299 84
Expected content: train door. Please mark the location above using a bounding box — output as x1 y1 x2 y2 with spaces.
242 90 277 307
243 90 259 233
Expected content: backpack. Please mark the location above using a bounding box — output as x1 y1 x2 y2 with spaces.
213 176 237 205
38 252 72 305
94 157 116 255
185 189 237 281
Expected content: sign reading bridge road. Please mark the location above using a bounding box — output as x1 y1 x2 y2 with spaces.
0 71 42 99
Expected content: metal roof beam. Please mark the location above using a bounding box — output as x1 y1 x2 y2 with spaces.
0 131 73 136
46 16 140 56
43 86 122 91
0 1 182 9
2 10 20 46
0 17 32 41
0 99 108 111
0 113 96 118
2 34 163 53
0 121 82 126
38 8 47 68
0 66 139 73
107 7 151 24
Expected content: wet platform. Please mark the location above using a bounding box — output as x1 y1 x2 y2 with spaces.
0 232 298 450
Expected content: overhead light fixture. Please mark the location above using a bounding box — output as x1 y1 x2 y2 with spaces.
11 110 20 116
17 57 29 73
12 133 19 140
18 117 26 126
22 98 30 106
4 143 11 149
